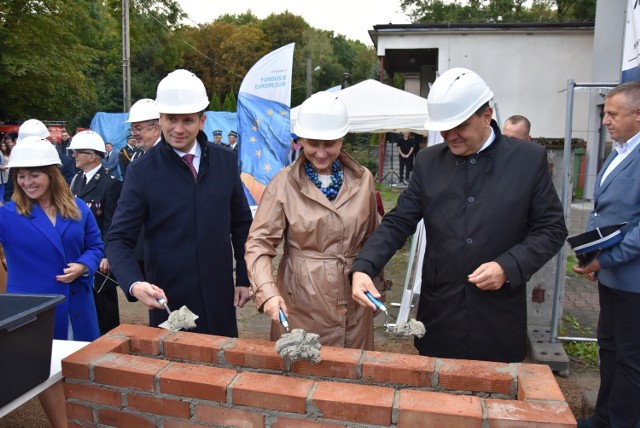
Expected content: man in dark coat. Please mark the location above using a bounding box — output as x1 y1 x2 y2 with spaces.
106 69 252 336
118 137 142 179
69 131 120 335
350 68 567 363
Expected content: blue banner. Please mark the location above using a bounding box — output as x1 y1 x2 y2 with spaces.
237 43 295 205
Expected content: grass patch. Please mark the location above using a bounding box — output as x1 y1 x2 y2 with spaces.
560 315 598 368
566 253 580 278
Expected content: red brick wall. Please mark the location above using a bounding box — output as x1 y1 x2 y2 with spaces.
62 324 576 427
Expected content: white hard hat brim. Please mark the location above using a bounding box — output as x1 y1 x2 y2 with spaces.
294 122 350 140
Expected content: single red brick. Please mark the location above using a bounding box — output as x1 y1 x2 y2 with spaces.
397 389 482 427
62 336 129 380
66 402 93 422
163 331 231 364
291 346 362 380
311 381 394 425
127 393 191 418
196 403 265 428
108 323 171 355
486 399 577 427
517 363 566 402
362 350 434 386
272 417 346 427
223 338 284 371
93 353 169 392
160 362 237 402
63 382 121 406
437 358 514 395
232 371 314 414
97 408 157 428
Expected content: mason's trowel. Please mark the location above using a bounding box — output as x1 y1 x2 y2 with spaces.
156 297 199 331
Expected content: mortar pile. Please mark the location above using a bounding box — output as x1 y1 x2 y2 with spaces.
390 318 426 338
275 329 322 363
159 306 199 331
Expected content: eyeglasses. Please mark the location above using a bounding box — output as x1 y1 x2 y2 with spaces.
130 123 157 135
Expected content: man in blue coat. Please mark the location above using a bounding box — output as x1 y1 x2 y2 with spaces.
574 81 640 428
105 69 253 336
350 68 567 363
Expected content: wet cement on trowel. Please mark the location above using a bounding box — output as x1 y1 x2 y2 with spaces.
390 318 426 338
159 305 199 331
275 328 322 364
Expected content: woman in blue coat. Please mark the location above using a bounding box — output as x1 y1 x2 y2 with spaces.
0 136 103 427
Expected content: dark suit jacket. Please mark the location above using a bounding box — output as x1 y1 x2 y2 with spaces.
351 121 567 362
71 166 117 237
105 131 253 336
589 145 640 293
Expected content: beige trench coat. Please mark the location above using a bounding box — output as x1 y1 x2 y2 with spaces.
245 151 381 350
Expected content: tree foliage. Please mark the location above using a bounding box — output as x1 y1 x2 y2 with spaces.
399 0 595 23
0 3 379 129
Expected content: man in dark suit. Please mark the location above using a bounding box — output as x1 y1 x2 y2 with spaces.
222 130 238 152
118 136 142 179
106 69 253 336
350 68 567 363
69 131 120 335
573 81 640 428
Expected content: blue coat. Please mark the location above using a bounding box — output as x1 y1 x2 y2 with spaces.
106 131 253 336
0 199 104 340
589 146 640 293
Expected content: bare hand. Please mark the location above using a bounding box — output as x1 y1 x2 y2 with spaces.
468 262 507 290
99 258 110 274
572 258 600 282
234 286 251 308
262 295 287 323
351 271 382 311
56 262 87 283
131 282 167 309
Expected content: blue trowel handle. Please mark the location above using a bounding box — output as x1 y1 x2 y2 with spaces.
365 291 388 313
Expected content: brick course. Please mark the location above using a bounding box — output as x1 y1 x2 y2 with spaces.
62 324 576 427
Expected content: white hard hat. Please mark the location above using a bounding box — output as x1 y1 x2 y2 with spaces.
424 68 494 131
127 98 160 123
68 130 106 153
294 92 350 140
155 69 209 114
17 119 50 142
8 136 61 168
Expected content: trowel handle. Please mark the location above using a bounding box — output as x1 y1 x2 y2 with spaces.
156 297 172 316
278 308 290 332
365 291 388 313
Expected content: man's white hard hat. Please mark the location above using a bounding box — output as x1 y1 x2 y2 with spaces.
68 130 107 153
155 69 209 114
17 119 50 143
8 136 62 168
127 98 160 123
424 68 494 131
294 91 350 140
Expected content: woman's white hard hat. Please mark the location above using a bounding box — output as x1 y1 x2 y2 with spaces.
68 130 106 153
294 91 350 140
8 136 62 168
127 98 160 123
424 68 494 131
155 69 209 114
17 119 50 143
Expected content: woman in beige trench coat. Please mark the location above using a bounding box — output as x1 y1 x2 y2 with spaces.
245 92 384 350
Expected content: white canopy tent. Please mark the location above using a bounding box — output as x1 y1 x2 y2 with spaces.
290 79 429 134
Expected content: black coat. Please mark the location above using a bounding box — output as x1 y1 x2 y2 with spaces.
105 131 253 336
352 122 567 362
71 166 117 237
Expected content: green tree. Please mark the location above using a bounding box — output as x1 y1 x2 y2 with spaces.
0 0 99 123
399 0 595 23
